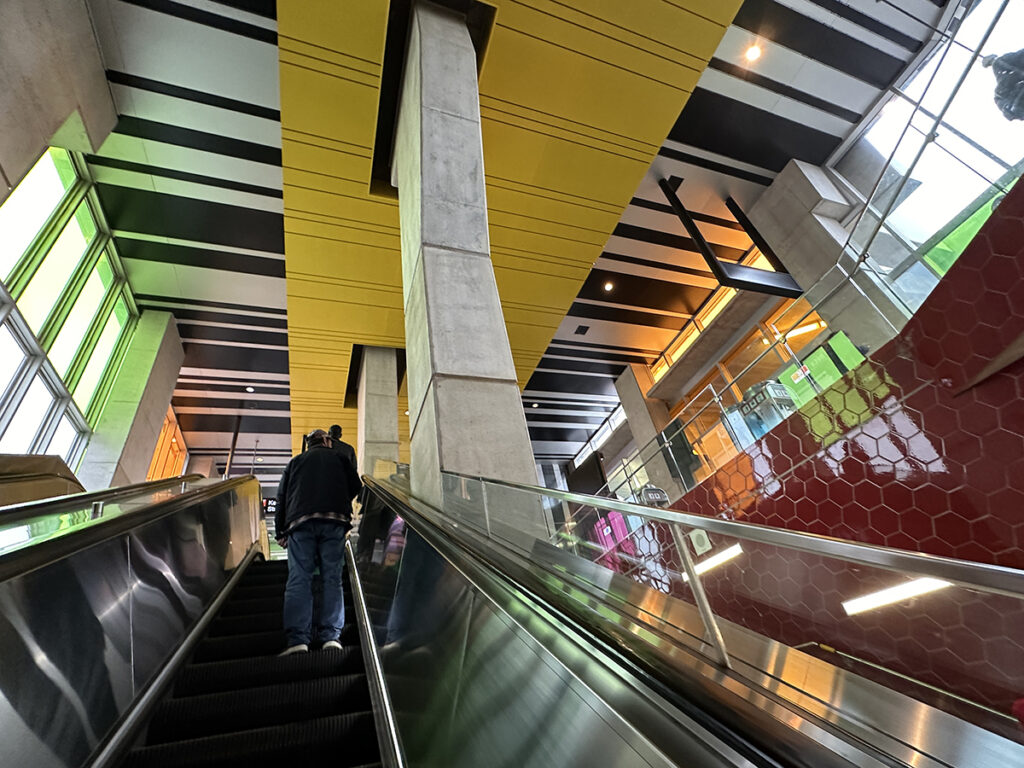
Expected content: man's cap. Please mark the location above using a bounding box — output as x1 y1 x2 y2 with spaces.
307 428 330 444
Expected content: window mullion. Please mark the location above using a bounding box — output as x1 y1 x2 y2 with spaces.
0 355 43 442
3 178 89 300
30 392 66 455
38 231 109 351
64 277 123 394
85 308 137 426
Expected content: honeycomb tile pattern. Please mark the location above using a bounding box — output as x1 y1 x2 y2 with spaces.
610 180 1024 722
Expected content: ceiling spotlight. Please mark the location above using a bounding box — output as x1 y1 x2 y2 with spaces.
404 410 410 416
531 403 539 408
745 44 762 62
255 456 264 463
603 281 614 292
171 438 177 444
245 386 254 393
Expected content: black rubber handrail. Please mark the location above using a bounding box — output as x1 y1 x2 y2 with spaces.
0 475 259 583
0 473 204 522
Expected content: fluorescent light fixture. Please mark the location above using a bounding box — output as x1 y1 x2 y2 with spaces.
603 281 614 292
681 543 743 582
745 44 762 62
842 577 952 616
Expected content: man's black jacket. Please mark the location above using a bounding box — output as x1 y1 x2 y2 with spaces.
275 444 362 536
331 439 357 471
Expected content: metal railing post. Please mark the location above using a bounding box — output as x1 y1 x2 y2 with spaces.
670 524 732 670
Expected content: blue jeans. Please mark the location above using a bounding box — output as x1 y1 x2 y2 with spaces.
283 519 346 646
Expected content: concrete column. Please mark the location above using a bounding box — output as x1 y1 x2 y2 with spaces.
78 311 184 490
357 346 400 478
392 3 538 510
746 160 910 353
186 455 217 479
615 365 686 502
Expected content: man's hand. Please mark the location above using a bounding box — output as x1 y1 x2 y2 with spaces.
276 536 288 549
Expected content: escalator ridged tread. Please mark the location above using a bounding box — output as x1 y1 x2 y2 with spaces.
120 559 381 767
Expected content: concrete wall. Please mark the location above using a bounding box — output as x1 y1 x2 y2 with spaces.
747 160 909 354
78 311 184 490
357 346 400 477
0 0 115 201
615 365 685 500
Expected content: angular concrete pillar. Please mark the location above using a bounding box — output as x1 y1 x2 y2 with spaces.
77 311 184 490
392 3 538 510
615 364 686 502
357 346 400 478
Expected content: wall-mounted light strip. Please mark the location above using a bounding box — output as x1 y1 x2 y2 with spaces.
842 577 952 616
681 543 743 582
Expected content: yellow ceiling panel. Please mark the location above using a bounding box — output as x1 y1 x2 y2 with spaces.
279 0 743 456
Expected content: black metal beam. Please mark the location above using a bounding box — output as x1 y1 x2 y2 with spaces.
725 196 788 274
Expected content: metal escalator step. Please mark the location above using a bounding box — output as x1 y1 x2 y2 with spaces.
206 612 282 637
218 596 283 617
149 674 371 743
227 584 284 602
193 624 359 662
124 712 379 768
175 647 362 696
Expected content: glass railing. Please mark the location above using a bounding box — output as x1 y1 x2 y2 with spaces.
431 471 1024 746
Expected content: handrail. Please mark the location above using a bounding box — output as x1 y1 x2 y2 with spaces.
0 473 204 521
0 475 259 582
444 471 1024 601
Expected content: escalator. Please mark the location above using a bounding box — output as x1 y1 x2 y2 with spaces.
1 472 1023 768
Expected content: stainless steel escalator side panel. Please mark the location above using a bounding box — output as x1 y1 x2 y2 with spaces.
358 521 758 767
0 477 261 768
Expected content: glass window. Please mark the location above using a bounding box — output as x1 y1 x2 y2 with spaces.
48 255 115 376
74 296 129 413
0 148 76 283
18 200 97 332
46 413 79 462
0 324 25 400
0 375 55 453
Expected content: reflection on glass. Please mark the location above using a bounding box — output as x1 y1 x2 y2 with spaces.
18 200 97 332
0 324 25 400
48 254 115 376
73 296 128 413
0 148 76 282
46 413 79 462
0 375 54 453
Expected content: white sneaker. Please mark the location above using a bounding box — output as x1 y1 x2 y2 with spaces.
279 643 309 656
322 640 343 651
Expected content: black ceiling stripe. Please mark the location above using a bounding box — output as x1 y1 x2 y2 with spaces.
97 185 284 253
803 0 922 52
658 146 774 186
578 270 713 315
549 338 663 354
172 395 289 410
177 322 288 346
176 413 290 433
183 342 288 373
526 413 608 425
122 0 277 44
134 293 287 315
114 115 282 166
210 0 277 20
613 222 748 261
670 89 843 173
732 0 904 89
568 302 687 331
520 397 616 412
629 197 745 231
600 252 716 282
707 58 862 123
545 349 652 366
87 155 282 198
147 306 287 329
526 372 618 397
176 383 288 397
117 237 285 278
105 70 280 121
528 426 595 443
535 358 626 376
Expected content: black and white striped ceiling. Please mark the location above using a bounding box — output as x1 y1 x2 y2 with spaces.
85 0 289 490
523 0 954 460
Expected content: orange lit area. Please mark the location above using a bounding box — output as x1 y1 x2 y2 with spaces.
147 406 187 481
650 250 775 382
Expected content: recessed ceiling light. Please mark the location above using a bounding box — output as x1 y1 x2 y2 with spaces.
255 457 264 463
603 281 614 292
404 410 410 416
531 403 539 408
745 44 762 62
245 386 255 393
171 438 177 444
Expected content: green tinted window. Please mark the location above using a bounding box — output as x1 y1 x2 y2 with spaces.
0 324 25 400
0 149 76 283
48 255 115 376
18 201 97 332
0 375 54 453
827 332 866 372
74 296 129 413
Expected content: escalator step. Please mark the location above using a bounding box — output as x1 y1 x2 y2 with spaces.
125 712 379 768
218 597 283 617
206 612 282 637
228 585 286 601
175 647 363 696
149 674 371 743
193 625 359 662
